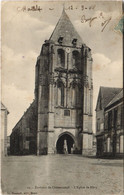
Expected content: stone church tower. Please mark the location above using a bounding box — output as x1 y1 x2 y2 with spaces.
35 9 93 155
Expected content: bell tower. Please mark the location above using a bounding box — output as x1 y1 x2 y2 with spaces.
35 9 93 155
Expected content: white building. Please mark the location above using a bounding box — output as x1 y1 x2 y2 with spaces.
1 102 9 156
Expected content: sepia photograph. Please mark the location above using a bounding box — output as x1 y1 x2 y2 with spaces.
1 0 123 194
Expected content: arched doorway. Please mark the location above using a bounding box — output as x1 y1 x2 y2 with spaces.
56 133 75 154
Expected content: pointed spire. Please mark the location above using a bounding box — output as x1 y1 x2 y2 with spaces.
49 9 83 46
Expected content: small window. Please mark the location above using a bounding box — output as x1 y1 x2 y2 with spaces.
58 36 63 44
97 119 100 131
64 110 70 116
72 38 77 46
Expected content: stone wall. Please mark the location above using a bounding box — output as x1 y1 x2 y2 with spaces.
36 44 50 155
10 101 37 155
54 108 82 128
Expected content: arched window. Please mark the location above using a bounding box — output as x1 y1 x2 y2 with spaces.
75 86 80 106
57 49 65 68
72 51 80 69
71 84 79 107
71 87 76 107
58 82 64 106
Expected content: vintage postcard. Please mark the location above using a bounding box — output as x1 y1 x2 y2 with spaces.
1 0 123 195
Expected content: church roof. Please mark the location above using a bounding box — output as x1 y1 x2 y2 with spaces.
95 86 122 111
49 9 83 46
105 89 123 109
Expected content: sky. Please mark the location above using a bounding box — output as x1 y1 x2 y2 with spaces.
1 1 123 135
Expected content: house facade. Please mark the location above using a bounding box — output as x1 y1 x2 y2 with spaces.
1 102 9 156
10 10 93 156
96 87 123 157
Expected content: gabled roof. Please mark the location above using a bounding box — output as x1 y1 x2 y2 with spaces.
1 102 9 114
105 89 123 109
11 100 36 132
49 9 83 46
95 86 122 111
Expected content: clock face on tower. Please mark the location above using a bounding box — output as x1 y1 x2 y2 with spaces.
65 47 71 53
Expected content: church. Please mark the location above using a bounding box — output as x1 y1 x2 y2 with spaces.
10 9 93 156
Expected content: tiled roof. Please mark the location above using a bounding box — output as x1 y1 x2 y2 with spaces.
100 87 122 108
96 87 122 110
49 9 83 46
106 89 123 108
11 100 36 132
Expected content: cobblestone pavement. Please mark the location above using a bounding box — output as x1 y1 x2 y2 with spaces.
1 155 123 195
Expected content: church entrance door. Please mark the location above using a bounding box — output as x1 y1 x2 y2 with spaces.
56 133 74 154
